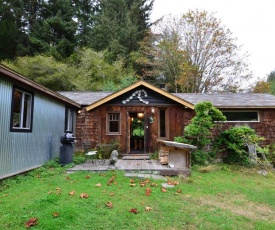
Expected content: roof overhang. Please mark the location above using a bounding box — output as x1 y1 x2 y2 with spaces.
85 81 195 111
0 64 81 108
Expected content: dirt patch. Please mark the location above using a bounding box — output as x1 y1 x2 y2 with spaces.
199 193 275 220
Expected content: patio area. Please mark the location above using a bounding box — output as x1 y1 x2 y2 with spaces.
67 157 191 176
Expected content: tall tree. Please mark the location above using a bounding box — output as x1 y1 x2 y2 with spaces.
89 0 153 64
73 0 99 46
139 10 252 93
28 0 77 59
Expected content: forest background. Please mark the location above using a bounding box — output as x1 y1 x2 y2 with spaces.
1 0 274 93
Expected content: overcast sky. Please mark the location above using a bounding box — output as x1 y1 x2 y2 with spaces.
150 0 275 81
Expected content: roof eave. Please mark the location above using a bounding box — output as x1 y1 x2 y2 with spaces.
85 81 195 111
0 64 81 108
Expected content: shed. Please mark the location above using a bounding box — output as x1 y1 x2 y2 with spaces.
0 65 80 180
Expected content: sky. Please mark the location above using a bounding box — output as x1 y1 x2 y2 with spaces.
150 0 275 81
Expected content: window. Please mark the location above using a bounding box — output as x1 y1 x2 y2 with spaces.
222 111 259 122
10 87 33 132
65 107 74 132
159 108 169 138
107 113 120 134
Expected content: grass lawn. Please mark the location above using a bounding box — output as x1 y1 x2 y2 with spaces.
0 163 275 230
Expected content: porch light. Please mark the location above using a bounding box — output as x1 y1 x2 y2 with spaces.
137 113 144 119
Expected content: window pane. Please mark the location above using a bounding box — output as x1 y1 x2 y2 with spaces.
109 113 120 133
66 108 73 132
23 93 32 128
11 88 33 131
223 111 258 121
159 109 166 137
12 89 22 128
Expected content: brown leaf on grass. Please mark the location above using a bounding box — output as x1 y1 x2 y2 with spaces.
52 212 59 218
85 175 91 179
69 191 76 196
66 176 70 180
106 201 113 208
161 187 167 193
48 191 53 194
177 189 181 193
56 188 61 192
150 183 158 187
25 217 38 228
130 208 138 214
145 206 152 211
130 178 135 183
130 183 136 187
109 192 115 196
114 181 118 185
107 175 116 186
140 201 144 205
140 183 146 187
80 193 89 198
96 183 102 187
145 188 152 196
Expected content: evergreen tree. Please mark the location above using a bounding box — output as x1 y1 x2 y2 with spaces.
89 0 153 64
28 0 77 59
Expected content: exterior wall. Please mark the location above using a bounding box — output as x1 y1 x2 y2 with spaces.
0 77 74 179
214 109 275 145
75 105 275 154
75 105 191 153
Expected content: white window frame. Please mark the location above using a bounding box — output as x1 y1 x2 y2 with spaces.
11 87 33 132
221 110 259 122
107 113 121 134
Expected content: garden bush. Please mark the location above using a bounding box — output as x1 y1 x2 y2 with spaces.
215 126 265 166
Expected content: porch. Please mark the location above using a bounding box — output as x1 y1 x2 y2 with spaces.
66 158 191 176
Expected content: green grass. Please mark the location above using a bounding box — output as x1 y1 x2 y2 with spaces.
1 164 275 230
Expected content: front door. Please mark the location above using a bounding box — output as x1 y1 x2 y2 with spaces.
128 112 144 153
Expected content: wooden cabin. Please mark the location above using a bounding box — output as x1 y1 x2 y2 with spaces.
60 81 275 156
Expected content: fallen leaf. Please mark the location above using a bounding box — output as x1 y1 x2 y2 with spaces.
177 189 182 193
52 212 59 218
96 183 102 187
197 176 202 179
145 188 152 196
69 191 75 196
80 193 89 198
109 192 115 196
56 188 61 192
25 217 38 228
48 191 53 194
66 176 70 180
140 183 146 187
85 175 90 179
130 179 135 183
130 183 136 187
130 208 138 214
161 187 167 193
106 201 113 208
174 193 178 195
145 206 152 211
151 183 158 187
140 201 144 205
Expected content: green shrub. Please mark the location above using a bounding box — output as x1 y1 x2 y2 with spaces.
215 126 264 166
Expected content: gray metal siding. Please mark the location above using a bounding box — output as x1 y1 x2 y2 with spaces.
0 77 73 179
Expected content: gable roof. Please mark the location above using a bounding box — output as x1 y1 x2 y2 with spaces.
58 81 275 110
0 64 80 108
174 93 275 108
84 81 195 111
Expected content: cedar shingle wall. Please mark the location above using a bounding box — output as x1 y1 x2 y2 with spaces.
75 107 275 153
